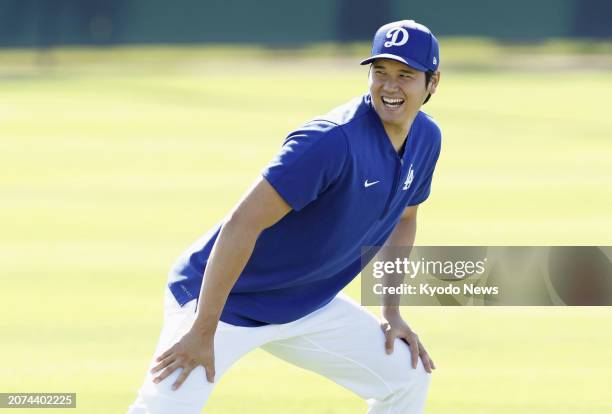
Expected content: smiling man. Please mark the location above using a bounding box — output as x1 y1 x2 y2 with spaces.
127 19 441 414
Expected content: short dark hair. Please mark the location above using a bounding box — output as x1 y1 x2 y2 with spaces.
423 71 434 105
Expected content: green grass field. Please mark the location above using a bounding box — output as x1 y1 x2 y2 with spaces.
1 44 611 414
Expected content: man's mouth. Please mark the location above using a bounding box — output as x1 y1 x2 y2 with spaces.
381 96 405 110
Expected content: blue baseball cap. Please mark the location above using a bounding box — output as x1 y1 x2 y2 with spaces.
360 20 440 72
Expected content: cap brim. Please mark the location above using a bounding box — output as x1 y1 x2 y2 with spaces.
360 53 429 72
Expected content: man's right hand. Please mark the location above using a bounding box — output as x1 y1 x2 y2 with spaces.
149 177 291 391
151 327 216 390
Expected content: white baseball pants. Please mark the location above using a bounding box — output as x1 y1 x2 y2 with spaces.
126 287 431 414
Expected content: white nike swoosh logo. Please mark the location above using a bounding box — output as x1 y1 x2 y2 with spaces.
364 180 380 188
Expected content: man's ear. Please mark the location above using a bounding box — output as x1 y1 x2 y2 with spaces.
428 71 441 95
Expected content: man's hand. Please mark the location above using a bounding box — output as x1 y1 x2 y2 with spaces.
381 314 435 374
150 328 216 390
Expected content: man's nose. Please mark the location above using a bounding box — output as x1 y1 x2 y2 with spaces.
383 78 399 92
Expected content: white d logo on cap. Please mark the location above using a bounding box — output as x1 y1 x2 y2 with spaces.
384 27 409 47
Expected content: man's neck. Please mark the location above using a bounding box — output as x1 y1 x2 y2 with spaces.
382 115 416 153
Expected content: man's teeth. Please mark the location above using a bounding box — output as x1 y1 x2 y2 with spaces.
382 97 404 107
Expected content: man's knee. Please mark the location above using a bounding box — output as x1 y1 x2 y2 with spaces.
386 356 432 401
397 359 431 409
372 362 431 414
126 389 209 414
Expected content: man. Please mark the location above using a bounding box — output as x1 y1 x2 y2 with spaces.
127 19 441 414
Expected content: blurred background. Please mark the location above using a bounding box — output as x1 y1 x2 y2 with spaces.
1 1 611 414
1 0 612 46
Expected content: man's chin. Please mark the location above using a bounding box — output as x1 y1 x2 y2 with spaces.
375 107 396 119
378 112 405 127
